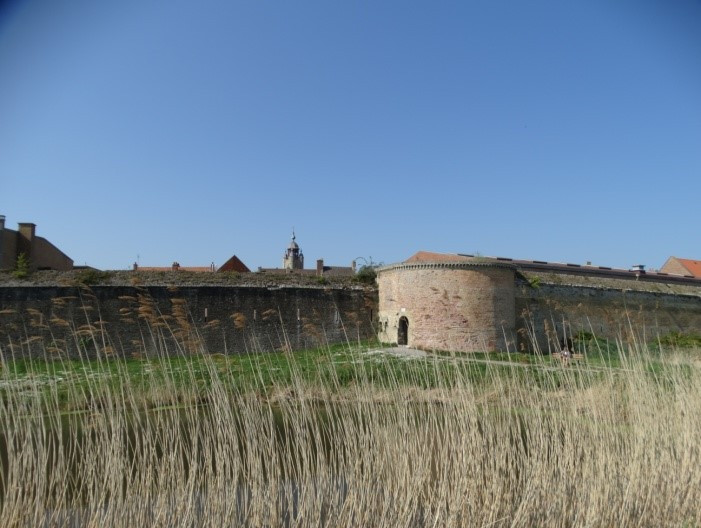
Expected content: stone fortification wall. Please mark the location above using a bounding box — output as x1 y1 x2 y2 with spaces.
377 262 516 352
0 284 377 359
5 261 701 357
515 269 701 352
377 256 701 353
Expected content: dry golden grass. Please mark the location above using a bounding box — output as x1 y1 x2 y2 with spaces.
0 332 700 526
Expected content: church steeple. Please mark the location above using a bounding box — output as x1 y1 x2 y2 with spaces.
283 230 304 270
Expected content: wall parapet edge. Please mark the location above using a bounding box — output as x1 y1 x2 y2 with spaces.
517 279 701 299
377 261 517 273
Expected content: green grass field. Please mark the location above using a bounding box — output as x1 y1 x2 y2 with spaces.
1 337 696 413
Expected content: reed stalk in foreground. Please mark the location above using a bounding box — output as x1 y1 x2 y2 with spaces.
0 328 700 527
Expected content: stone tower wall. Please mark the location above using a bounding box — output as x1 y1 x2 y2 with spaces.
377 262 516 352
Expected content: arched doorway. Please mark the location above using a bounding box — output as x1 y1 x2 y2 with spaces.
398 316 409 346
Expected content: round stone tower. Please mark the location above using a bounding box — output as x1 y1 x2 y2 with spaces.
376 259 516 352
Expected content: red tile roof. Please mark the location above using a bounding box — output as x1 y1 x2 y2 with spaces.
405 251 473 263
674 258 701 278
397 251 701 284
218 255 251 273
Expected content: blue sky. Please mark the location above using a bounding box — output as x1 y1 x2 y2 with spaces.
1 0 700 271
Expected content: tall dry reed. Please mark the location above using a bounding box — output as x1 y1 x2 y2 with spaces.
0 325 700 527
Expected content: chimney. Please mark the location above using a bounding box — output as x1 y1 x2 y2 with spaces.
172 261 180 271
17 222 36 263
133 262 138 271
351 259 357 272
316 259 324 276
18 222 35 241
631 264 646 279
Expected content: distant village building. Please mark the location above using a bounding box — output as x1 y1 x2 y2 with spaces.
218 255 251 273
128 232 353 276
133 262 217 272
0 215 73 271
660 257 701 278
132 254 250 273
258 232 356 277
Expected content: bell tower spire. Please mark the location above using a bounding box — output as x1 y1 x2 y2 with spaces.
283 230 304 270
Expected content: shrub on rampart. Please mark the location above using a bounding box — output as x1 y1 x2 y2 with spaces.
354 265 377 285
0 269 376 290
660 331 701 348
76 269 113 285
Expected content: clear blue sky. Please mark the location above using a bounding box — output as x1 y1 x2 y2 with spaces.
1 0 700 271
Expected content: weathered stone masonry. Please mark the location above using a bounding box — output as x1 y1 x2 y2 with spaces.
4 254 701 357
378 255 701 352
0 285 377 358
377 262 516 351
514 275 701 353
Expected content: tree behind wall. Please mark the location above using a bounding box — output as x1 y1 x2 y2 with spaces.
13 253 30 279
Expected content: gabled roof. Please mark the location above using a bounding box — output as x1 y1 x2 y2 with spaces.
666 257 701 278
35 235 73 263
218 255 250 273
